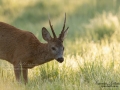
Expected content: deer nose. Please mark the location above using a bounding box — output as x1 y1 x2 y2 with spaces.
57 57 64 63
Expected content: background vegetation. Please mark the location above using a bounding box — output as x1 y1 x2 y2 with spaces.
0 0 120 90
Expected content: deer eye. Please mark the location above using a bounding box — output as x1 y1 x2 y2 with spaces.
52 47 56 51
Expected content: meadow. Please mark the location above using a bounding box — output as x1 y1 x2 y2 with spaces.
0 0 120 90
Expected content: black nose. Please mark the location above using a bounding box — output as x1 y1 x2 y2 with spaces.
57 57 64 63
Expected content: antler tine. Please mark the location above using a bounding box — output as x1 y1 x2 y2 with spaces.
59 13 69 40
62 13 66 33
65 27 69 32
48 16 57 38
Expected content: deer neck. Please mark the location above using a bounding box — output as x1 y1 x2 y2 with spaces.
37 43 54 64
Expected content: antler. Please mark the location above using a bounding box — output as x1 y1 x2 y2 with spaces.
49 17 57 38
59 13 69 40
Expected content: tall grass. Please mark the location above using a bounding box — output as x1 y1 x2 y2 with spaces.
83 12 120 42
0 0 120 90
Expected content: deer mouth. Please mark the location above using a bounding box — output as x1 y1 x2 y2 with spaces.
57 57 64 63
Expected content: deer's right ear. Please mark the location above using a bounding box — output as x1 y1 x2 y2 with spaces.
42 27 52 42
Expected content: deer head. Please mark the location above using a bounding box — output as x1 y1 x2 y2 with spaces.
42 13 69 63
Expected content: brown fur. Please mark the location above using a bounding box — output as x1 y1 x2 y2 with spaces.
0 22 56 83
0 14 69 84
0 22 68 83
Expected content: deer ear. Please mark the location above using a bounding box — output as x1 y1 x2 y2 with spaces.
60 29 68 41
42 27 52 41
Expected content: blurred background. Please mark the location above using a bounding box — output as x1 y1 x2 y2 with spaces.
0 0 120 42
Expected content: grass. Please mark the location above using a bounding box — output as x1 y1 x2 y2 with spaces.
0 0 120 90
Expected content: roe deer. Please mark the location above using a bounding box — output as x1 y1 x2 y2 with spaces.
0 14 69 84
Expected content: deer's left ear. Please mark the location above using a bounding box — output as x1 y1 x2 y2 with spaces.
42 27 52 42
59 29 68 41
62 30 68 41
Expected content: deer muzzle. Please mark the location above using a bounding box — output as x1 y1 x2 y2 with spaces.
57 57 64 63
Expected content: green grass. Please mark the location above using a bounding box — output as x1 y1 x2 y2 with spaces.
0 0 120 90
